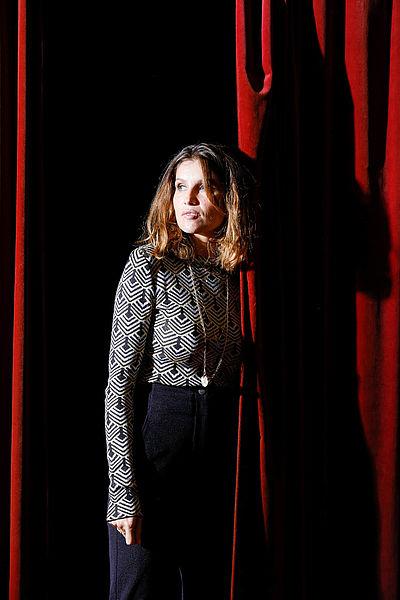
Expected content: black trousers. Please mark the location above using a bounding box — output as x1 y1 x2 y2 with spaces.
107 381 239 600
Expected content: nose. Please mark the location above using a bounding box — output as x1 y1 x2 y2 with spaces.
184 187 199 205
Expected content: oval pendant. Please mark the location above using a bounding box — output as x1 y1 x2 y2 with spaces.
201 374 209 387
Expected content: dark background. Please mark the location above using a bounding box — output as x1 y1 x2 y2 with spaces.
40 3 237 598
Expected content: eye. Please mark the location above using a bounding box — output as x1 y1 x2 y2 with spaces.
175 183 185 191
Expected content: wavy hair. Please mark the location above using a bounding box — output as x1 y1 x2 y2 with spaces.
136 142 257 272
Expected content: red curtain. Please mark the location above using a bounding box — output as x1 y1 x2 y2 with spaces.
1 2 26 599
9 0 26 593
235 1 399 599
2 1 399 598
1 2 48 598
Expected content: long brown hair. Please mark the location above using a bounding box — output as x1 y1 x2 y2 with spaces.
136 142 257 272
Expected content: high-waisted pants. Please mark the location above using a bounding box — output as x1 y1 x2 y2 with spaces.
107 381 239 600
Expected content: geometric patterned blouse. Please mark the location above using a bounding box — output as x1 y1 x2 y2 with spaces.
104 242 242 521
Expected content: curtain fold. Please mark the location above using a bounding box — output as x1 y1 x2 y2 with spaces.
0 3 17 600
235 1 399 598
7 2 26 598
231 2 272 598
1 2 49 598
2 1 398 598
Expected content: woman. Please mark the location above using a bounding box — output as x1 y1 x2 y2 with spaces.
105 142 256 599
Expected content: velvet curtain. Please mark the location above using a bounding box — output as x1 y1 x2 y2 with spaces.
1 2 48 598
235 1 398 599
1 2 26 598
2 1 399 599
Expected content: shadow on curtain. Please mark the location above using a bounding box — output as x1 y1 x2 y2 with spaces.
235 1 398 599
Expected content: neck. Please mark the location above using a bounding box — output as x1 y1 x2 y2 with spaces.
191 234 211 258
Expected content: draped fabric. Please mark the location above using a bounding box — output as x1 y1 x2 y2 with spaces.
235 1 399 599
231 2 272 597
9 0 26 592
0 2 48 598
1 2 26 598
2 1 399 599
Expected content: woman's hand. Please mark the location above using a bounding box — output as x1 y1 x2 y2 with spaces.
110 516 143 545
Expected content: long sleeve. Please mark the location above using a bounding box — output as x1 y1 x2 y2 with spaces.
104 246 155 521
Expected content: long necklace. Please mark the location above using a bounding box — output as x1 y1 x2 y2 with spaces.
188 262 230 387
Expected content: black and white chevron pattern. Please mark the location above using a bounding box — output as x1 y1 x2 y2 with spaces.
105 243 242 522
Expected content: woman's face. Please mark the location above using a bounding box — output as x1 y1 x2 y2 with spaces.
172 159 226 242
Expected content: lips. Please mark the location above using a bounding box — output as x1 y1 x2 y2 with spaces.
182 211 200 219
